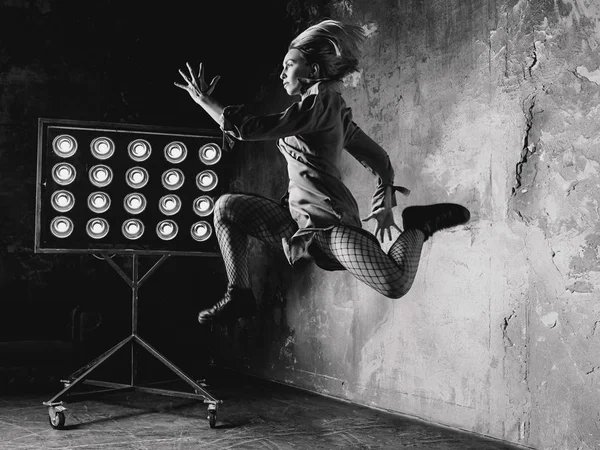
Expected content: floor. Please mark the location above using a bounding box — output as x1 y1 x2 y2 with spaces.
0 369 527 450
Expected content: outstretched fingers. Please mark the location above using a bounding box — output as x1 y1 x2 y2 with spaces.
206 75 221 95
186 62 200 89
175 61 221 97
175 68 193 90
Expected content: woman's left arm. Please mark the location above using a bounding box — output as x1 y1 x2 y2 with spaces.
344 123 410 242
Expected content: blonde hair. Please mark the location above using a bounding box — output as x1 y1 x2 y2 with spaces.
289 19 366 80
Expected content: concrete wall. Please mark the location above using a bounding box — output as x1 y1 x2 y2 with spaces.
215 1 600 449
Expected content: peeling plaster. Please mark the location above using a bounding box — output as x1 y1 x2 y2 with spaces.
541 312 559 328
576 65 600 84
362 22 378 38
343 69 362 88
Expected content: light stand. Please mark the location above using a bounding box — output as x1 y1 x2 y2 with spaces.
43 252 222 429
36 118 229 429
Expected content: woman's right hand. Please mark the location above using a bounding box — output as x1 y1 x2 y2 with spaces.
174 62 221 105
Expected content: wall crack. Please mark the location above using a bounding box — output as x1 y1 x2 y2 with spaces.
527 41 539 77
512 94 537 196
502 310 516 347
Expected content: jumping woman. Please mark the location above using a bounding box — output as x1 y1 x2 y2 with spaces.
174 20 470 324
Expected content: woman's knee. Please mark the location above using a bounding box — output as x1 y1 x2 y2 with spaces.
213 193 240 222
380 275 414 299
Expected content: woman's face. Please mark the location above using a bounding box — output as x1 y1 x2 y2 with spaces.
280 48 312 96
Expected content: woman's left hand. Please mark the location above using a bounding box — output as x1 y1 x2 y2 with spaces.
362 207 402 243
174 62 221 104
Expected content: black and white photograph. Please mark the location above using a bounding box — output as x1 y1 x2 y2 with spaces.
0 0 599 449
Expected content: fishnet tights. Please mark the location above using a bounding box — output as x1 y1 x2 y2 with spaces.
213 193 425 299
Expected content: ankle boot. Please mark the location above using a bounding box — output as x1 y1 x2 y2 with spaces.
402 203 470 241
198 286 257 325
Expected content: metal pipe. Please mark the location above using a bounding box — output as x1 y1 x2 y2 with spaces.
135 335 220 403
131 254 139 386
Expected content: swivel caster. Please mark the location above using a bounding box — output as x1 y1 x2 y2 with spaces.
48 405 67 430
207 403 217 428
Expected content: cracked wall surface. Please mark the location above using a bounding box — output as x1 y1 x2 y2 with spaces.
216 1 600 449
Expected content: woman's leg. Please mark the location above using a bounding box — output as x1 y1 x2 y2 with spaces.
313 227 426 299
199 193 298 324
213 193 297 288
312 203 470 299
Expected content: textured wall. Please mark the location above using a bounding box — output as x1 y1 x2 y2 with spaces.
215 1 600 449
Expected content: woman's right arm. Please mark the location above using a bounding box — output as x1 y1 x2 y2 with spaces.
175 63 336 142
174 62 225 127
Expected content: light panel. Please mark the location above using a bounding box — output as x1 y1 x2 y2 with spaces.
36 118 229 255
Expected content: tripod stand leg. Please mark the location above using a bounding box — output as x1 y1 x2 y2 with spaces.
135 335 220 403
44 335 134 406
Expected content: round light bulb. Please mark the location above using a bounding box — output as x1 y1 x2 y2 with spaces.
59 140 72 151
170 146 182 158
56 221 68 232
59 168 70 179
199 200 209 211
130 198 141 208
92 222 104 233
93 196 104 207
128 223 139 233
56 195 68 207
201 174 212 185
168 173 179 184
132 172 143 182
97 142 109 153
133 144 146 155
165 199 175 210
96 169 107 181
205 148 217 160
162 224 173 234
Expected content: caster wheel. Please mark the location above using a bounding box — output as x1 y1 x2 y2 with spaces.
208 409 217 428
49 411 65 429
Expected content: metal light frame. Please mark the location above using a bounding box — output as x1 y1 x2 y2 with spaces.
35 118 226 256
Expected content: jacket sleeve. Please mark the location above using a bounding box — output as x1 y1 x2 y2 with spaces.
344 123 409 213
220 89 333 142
